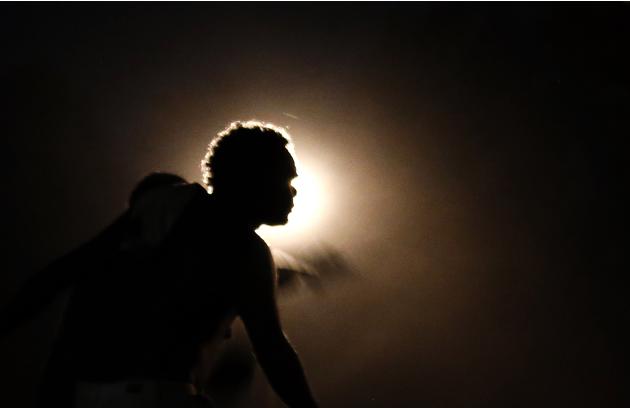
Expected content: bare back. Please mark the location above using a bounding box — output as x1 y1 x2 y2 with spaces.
55 185 269 384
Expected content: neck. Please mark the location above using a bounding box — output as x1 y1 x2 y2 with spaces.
209 191 262 231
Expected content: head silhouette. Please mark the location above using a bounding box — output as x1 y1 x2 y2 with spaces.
201 121 298 227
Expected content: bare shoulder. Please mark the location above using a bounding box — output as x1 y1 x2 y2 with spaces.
231 232 277 311
234 232 274 280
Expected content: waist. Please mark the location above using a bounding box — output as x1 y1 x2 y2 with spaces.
74 379 205 408
76 378 197 393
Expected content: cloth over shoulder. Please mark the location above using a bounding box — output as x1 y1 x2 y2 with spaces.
120 182 207 252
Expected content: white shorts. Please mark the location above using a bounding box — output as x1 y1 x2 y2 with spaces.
74 379 214 408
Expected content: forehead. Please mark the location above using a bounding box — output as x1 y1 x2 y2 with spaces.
286 153 298 177
259 148 297 179
279 150 298 178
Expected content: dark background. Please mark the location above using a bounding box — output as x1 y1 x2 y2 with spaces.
1 3 628 407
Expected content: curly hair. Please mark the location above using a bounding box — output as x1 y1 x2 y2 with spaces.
201 121 296 192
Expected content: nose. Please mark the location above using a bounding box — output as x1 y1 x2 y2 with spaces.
290 186 297 197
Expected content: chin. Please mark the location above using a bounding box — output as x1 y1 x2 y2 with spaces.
264 212 291 226
265 218 289 227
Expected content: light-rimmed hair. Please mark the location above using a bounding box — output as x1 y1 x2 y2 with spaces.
201 121 296 192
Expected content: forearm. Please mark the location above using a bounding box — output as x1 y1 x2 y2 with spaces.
254 334 318 408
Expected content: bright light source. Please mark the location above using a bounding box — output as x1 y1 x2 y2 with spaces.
258 159 328 248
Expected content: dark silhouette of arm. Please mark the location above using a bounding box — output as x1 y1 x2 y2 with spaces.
237 238 318 408
0 212 129 336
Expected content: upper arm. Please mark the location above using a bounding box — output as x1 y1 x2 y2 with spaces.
235 237 285 345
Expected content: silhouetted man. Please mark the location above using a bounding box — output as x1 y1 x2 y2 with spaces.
1 121 319 407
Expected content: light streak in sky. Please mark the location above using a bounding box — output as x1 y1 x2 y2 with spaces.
282 112 300 120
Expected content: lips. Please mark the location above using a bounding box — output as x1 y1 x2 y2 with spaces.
283 204 294 217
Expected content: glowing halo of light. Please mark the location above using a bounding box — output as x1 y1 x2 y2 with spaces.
257 157 329 248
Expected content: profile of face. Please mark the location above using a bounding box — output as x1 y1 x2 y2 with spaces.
208 128 300 227
252 153 298 226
